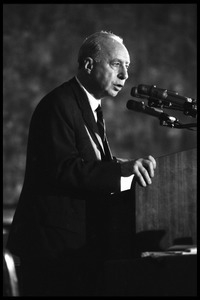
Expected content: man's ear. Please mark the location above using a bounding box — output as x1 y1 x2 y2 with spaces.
84 57 94 74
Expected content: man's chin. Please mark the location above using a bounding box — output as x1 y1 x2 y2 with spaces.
108 90 119 97
102 89 120 98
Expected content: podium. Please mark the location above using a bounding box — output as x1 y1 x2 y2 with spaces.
104 148 197 296
108 147 197 257
134 147 197 253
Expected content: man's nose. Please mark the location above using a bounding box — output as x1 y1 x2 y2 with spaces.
118 66 129 80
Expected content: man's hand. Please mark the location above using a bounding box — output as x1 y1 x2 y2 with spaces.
119 155 156 187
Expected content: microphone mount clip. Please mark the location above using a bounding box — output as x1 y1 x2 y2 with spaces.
158 113 196 130
159 113 179 128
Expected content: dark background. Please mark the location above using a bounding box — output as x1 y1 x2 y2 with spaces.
3 4 197 216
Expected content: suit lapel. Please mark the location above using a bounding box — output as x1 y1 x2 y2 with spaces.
69 78 109 157
103 138 113 161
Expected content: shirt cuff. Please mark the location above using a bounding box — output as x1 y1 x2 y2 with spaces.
120 175 134 192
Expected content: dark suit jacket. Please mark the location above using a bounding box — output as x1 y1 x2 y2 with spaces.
7 77 121 261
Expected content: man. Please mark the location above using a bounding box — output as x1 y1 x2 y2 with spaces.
7 31 156 296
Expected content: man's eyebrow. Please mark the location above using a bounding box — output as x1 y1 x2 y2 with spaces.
110 58 131 65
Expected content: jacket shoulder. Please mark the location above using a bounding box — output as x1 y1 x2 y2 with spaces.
32 77 83 119
41 77 79 106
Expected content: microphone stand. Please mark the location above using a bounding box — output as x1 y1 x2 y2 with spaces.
147 97 197 118
159 114 197 130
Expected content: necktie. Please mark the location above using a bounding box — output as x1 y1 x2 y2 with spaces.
96 105 105 142
96 105 113 161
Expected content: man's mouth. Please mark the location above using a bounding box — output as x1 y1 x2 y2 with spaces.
113 84 123 90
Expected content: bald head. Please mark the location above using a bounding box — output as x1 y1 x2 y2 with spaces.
78 31 126 69
77 31 130 99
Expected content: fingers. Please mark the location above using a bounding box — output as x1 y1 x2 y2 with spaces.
133 155 156 187
148 155 157 170
144 155 156 178
133 167 150 187
119 155 156 187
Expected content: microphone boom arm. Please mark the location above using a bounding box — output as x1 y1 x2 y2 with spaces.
126 99 197 130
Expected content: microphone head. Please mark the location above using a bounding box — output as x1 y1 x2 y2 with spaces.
138 84 154 95
131 87 138 97
126 100 145 112
131 86 150 100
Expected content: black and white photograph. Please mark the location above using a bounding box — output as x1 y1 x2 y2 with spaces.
3 3 197 296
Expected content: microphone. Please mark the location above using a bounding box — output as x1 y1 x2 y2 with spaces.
131 84 197 117
127 99 164 118
131 84 195 106
126 100 178 126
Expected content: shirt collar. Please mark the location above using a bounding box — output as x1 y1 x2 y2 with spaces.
75 76 101 113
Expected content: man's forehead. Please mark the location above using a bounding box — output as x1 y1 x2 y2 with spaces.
101 38 130 62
